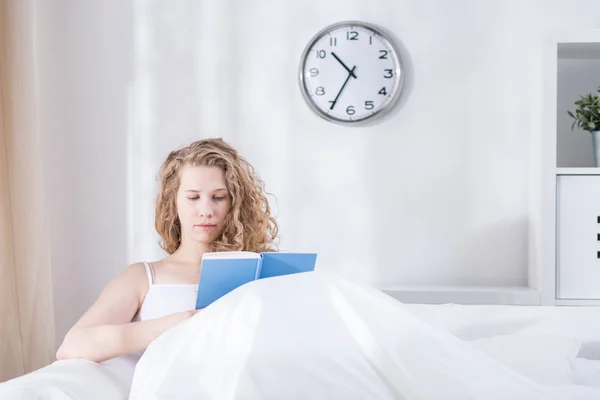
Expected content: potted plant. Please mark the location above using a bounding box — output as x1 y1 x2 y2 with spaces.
568 86 600 167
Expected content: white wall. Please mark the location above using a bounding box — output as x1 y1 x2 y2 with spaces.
35 0 600 345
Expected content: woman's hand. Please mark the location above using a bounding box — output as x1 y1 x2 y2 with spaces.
57 309 201 363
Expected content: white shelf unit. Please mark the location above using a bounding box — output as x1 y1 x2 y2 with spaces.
377 31 600 307
541 30 600 306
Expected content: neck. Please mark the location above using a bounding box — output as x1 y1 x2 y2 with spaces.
172 236 210 267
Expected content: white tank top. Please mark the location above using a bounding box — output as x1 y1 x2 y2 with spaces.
101 262 197 383
132 262 197 321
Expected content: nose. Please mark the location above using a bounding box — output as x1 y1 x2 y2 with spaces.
197 197 214 218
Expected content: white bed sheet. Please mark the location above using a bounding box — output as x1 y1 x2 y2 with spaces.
0 357 133 400
404 302 600 345
404 303 600 363
405 302 600 394
573 358 600 388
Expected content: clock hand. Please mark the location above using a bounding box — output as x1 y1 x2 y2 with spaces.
331 52 357 79
329 66 356 110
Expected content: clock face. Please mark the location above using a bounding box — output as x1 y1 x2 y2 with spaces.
299 21 403 124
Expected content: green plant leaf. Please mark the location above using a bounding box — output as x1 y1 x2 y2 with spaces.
570 89 600 131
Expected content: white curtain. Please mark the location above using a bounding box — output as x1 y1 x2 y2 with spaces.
0 0 55 382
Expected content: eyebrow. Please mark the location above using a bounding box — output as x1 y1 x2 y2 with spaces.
184 188 227 193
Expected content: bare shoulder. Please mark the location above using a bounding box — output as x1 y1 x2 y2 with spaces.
95 261 150 303
69 262 150 330
106 262 149 292
122 261 149 280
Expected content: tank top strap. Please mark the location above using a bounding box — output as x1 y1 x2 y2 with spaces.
143 262 155 286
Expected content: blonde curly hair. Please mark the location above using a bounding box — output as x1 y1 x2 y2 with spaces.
155 138 279 254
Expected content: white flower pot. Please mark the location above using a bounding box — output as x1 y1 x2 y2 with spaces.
592 130 600 167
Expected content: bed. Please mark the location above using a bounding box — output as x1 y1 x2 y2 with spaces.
1 272 599 399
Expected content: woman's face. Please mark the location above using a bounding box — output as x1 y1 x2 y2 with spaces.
176 164 231 247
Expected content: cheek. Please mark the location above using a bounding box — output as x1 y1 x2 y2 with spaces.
217 201 231 218
176 199 194 219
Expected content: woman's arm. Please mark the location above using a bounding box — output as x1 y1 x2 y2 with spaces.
56 263 197 363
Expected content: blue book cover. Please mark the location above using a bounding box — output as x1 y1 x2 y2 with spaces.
195 251 317 309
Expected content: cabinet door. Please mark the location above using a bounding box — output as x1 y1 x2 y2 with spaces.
557 175 600 299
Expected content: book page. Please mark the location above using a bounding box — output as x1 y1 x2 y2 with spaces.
202 251 260 260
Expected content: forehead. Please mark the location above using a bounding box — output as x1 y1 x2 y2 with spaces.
178 164 226 189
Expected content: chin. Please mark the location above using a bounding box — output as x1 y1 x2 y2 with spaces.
192 235 213 244
190 232 219 246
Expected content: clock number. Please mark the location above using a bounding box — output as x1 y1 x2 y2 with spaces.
316 50 326 59
329 37 337 46
379 50 388 59
384 69 393 78
309 68 319 77
346 105 355 115
346 31 358 41
369 36 373 45
378 87 387 96
315 87 325 96
365 101 374 110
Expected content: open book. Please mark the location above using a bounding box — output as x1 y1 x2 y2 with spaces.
195 251 317 309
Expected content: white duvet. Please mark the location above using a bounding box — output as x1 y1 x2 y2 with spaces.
2 271 600 399
129 272 600 400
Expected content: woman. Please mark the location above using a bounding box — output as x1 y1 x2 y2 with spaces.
56 138 279 363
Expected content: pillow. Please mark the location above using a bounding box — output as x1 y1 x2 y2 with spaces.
579 341 600 360
572 358 600 389
470 334 581 386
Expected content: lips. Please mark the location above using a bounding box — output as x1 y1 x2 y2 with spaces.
195 224 216 228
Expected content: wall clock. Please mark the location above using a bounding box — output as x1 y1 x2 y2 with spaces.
299 21 404 125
